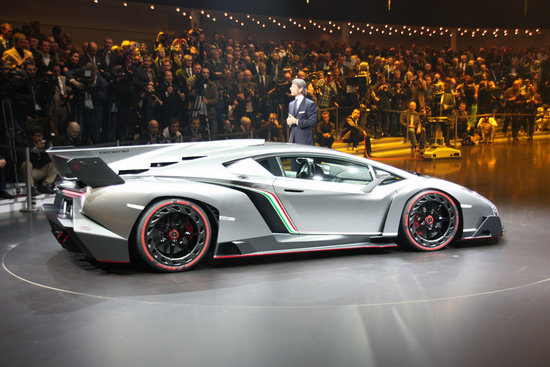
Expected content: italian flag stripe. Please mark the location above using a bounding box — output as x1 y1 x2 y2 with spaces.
248 187 299 234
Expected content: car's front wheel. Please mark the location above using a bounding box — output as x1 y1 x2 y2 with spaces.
136 199 212 272
400 190 460 251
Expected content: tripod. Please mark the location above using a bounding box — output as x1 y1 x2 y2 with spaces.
1 99 21 194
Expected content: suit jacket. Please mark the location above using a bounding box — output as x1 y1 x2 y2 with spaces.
399 110 421 129
440 92 456 116
288 97 317 145
255 73 273 94
82 53 100 68
97 49 121 72
132 66 156 94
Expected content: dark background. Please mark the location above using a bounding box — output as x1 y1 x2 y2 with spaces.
129 0 550 28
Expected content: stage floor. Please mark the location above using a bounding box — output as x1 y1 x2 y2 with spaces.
1 139 550 367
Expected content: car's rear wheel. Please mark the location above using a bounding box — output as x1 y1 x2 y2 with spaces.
136 199 212 272
400 190 460 251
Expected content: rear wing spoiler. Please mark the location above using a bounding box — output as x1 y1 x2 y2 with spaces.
66 157 125 188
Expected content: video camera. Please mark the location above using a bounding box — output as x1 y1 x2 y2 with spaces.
345 75 369 94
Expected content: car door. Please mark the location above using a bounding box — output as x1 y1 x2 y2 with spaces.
271 154 397 235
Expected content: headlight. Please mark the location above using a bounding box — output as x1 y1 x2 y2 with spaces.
471 190 499 216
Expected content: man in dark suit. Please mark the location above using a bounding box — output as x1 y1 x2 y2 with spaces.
287 78 317 145
82 41 100 69
132 54 156 102
255 62 274 118
97 38 121 77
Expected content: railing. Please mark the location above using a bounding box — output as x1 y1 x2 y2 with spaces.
1 108 549 207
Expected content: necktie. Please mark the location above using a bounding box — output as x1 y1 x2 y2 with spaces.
105 52 110 67
58 77 64 95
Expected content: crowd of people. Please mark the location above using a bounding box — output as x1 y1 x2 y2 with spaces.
1 19 550 197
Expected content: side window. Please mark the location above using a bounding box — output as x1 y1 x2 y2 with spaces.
279 156 373 184
226 158 274 177
256 157 284 177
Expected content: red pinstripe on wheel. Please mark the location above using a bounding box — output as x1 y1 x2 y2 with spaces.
403 190 459 251
139 200 211 272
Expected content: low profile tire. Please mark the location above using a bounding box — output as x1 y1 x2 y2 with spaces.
136 199 212 272
400 190 460 251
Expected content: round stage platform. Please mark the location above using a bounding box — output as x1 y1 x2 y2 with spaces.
1 139 550 367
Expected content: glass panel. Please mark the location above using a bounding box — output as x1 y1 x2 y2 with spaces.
279 156 373 184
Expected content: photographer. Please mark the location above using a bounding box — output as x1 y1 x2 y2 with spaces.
137 82 162 127
191 67 218 137
315 111 336 148
391 82 409 136
132 54 156 103
66 62 108 144
156 70 187 127
49 63 70 134
316 71 339 111
375 74 392 137
104 64 134 142
11 62 52 133
97 38 121 78
256 112 284 142
18 126 57 194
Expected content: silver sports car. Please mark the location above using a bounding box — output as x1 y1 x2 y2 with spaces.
45 140 503 272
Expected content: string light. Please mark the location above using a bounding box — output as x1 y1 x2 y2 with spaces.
106 4 544 39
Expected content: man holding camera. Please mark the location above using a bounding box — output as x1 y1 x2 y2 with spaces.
67 63 108 144
19 126 58 194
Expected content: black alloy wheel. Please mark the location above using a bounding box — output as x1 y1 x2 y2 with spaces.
400 190 460 251
136 199 212 272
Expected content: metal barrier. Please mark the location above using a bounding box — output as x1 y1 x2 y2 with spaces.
0 108 547 208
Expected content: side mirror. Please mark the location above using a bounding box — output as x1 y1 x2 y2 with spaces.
375 170 391 179
361 171 392 193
